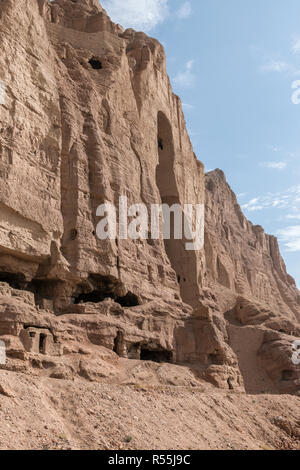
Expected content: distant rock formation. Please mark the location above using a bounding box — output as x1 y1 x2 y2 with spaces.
0 0 299 396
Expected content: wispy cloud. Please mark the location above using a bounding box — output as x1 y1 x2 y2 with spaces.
268 145 282 153
292 37 300 54
260 161 287 170
260 59 300 76
182 102 194 111
242 185 300 212
277 225 300 252
102 0 192 31
260 60 291 73
173 59 195 88
177 1 192 19
102 0 169 31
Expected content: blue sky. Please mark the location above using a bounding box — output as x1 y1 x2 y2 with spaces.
102 0 300 287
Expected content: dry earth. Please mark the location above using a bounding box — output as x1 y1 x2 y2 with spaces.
0 366 299 451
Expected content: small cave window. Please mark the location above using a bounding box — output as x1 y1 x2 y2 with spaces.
0 272 27 290
177 274 181 284
89 58 103 70
281 370 295 381
208 353 222 365
158 138 164 150
227 378 234 390
70 229 78 240
74 290 109 304
113 331 123 356
116 292 139 307
39 334 46 354
140 348 172 363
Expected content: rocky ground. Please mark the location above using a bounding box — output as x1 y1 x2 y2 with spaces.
0 367 299 450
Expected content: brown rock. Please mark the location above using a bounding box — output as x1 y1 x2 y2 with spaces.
0 0 299 449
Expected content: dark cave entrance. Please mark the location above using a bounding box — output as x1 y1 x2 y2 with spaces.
0 272 27 289
39 334 46 354
73 275 139 308
158 138 164 150
208 353 223 366
281 370 295 381
27 279 60 308
0 271 61 310
113 331 124 356
89 57 102 69
116 292 139 307
140 348 173 363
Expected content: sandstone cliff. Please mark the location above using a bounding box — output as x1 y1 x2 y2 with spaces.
0 0 299 446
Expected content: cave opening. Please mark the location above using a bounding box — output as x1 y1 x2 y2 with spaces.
27 279 59 308
39 334 46 354
74 290 109 304
74 289 139 307
140 348 173 363
0 272 27 290
113 331 124 356
70 228 78 240
73 275 139 308
208 353 223 365
116 292 139 307
281 370 295 381
89 57 102 70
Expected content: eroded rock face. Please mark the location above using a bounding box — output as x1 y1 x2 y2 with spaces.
205 169 300 322
0 0 299 395
205 170 300 394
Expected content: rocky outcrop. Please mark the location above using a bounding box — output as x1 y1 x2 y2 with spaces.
0 0 299 399
205 169 300 322
205 170 300 394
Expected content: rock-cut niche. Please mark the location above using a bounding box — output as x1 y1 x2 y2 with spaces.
156 111 198 306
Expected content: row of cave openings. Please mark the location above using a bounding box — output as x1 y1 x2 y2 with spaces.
0 112 196 313
0 272 139 310
64 111 197 307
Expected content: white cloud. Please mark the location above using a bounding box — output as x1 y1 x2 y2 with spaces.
173 59 195 88
260 161 287 170
182 102 194 111
292 38 300 54
277 225 300 252
261 60 291 73
102 0 169 31
242 185 300 213
268 145 281 153
177 1 192 19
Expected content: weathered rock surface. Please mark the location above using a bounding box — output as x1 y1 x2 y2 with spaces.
0 0 299 449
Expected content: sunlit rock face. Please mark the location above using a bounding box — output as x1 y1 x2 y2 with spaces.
0 0 298 396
